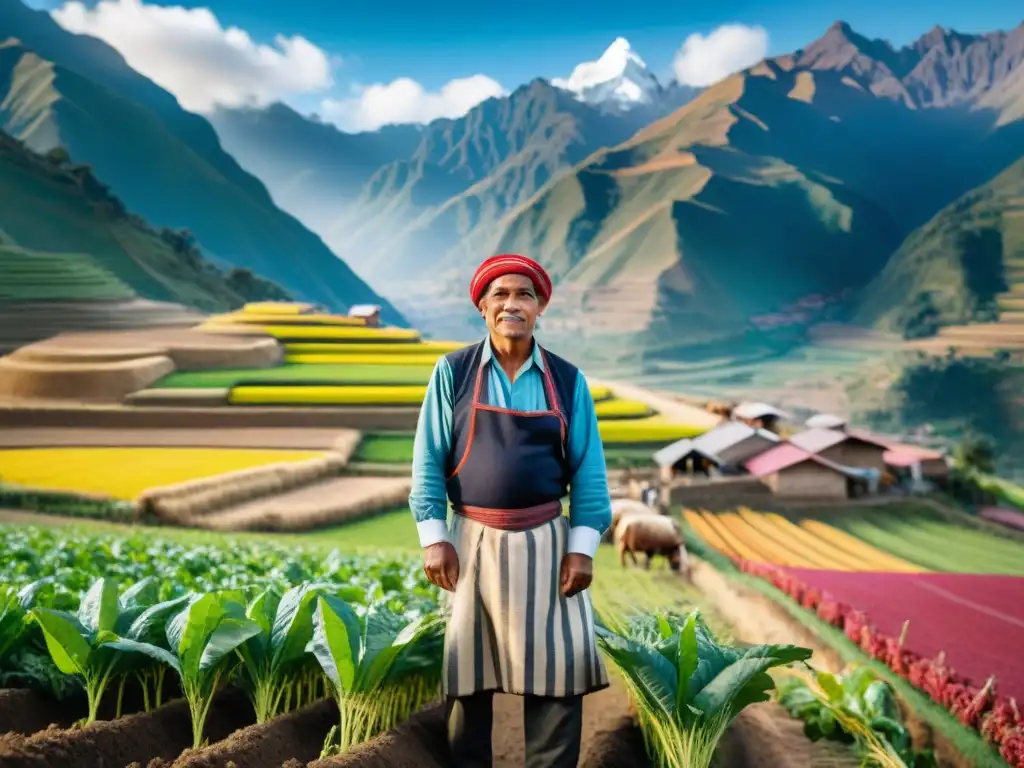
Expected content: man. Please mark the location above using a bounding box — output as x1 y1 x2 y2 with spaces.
409 253 613 767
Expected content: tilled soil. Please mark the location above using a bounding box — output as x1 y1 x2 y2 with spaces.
154 698 339 768
0 688 252 768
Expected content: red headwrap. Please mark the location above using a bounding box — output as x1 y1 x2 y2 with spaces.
470 254 553 306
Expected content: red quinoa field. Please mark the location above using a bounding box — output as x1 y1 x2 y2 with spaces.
784 569 1024 702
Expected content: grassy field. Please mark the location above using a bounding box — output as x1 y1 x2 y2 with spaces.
353 433 665 468
153 363 436 388
0 447 327 500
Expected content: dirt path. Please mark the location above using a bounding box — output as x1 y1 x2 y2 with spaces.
0 426 357 450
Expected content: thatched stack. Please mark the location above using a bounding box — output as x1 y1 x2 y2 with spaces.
0 355 175 402
190 475 413 532
137 452 349 524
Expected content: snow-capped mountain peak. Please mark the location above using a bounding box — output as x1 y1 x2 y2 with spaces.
552 37 663 109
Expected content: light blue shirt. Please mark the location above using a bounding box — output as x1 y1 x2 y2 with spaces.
409 337 613 558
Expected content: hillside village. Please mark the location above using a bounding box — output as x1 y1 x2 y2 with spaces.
646 403 949 507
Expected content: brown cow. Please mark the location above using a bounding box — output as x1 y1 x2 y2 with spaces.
614 514 691 579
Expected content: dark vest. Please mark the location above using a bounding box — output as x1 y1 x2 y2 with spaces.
444 340 579 510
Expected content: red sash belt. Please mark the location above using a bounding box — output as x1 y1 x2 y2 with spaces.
454 500 562 531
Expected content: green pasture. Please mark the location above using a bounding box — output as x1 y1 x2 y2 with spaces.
353 433 660 468
154 363 436 388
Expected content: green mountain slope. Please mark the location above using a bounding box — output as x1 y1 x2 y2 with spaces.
0 129 289 311
328 79 663 287
856 154 1024 337
208 103 422 235
0 1 405 325
387 22 1024 362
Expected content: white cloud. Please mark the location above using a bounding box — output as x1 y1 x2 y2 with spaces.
321 74 506 132
672 24 769 87
51 0 333 112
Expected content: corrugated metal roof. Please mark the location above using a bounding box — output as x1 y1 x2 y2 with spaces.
733 401 790 420
788 427 847 453
806 413 847 429
744 443 849 477
652 439 696 467
789 427 891 454
693 422 749 453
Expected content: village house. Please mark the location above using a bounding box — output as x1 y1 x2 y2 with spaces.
788 427 891 473
348 304 382 327
744 444 859 500
732 402 789 433
652 422 779 482
883 444 949 489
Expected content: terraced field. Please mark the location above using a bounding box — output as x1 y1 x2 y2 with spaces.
685 504 1024 575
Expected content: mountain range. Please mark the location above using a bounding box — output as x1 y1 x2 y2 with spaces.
204 20 1024 364
0 0 405 325
3 0 1024 373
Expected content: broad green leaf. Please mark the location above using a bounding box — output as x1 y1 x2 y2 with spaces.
691 656 776 717
307 594 361 692
675 612 699 717
105 637 181 673
168 593 224 678
128 595 192 647
78 578 119 634
120 577 159 612
199 617 261 671
817 670 844 703
31 608 92 676
247 587 282 638
270 584 319 672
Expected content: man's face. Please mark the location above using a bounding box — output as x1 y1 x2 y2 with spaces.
479 273 545 340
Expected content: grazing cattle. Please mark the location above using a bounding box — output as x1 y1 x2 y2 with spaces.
614 514 691 579
605 497 656 544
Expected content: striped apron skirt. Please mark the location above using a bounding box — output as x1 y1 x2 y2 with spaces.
440 343 608 699
440 510 609 698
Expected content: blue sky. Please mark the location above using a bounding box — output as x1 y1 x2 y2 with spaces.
70 0 1020 88
27 0 1024 131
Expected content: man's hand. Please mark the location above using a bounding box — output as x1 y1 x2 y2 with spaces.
424 542 460 592
560 553 593 598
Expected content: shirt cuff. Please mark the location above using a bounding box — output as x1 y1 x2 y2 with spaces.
567 525 602 559
416 518 451 548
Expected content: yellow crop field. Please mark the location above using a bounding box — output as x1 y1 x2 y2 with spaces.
285 341 466 355
284 353 444 366
683 508 922 572
219 325 423 342
593 398 653 419
207 312 367 326
599 417 706 444
0 447 326 500
241 301 316 314
229 385 428 405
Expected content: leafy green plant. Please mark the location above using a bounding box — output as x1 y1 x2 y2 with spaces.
776 665 937 768
235 582 332 722
594 609 813 768
306 595 445 754
163 590 261 747
28 578 179 724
